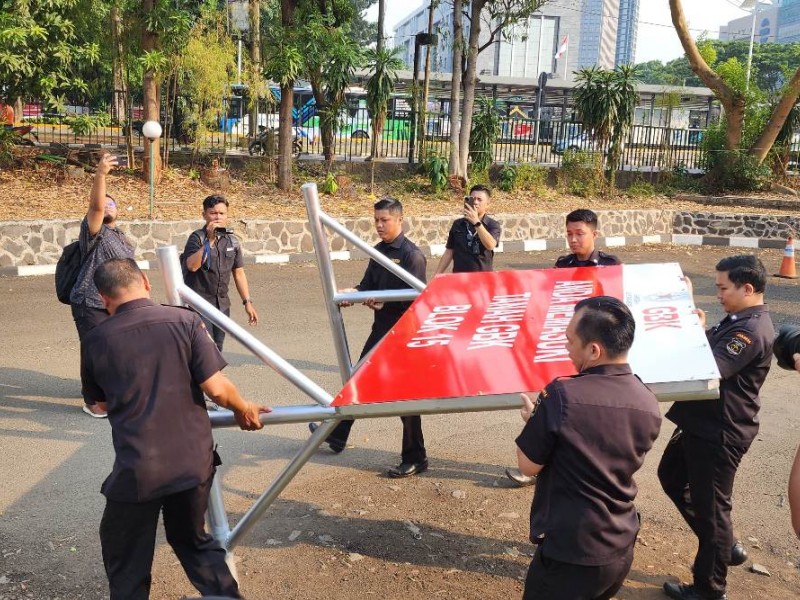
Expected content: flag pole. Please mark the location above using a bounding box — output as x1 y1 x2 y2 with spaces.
563 38 568 80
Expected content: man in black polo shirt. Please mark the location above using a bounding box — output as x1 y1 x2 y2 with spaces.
310 198 428 478
555 208 620 268
183 195 258 351
516 296 661 600
82 258 268 600
659 255 774 600
506 207 622 486
434 184 502 275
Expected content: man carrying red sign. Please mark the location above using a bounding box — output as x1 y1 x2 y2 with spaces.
506 208 621 486
515 296 661 599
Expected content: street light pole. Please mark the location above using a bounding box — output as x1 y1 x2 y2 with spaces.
743 0 773 91
142 120 162 219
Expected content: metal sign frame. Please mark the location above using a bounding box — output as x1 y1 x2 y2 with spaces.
155 182 718 565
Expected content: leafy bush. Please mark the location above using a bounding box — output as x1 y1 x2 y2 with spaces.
469 96 500 174
515 164 548 193
66 114 109 136
497 163 517 192
320 171 339 195
625 179 656 197
558 150 604 197
0 127 14 167
704 151 772 193
422 151 447 191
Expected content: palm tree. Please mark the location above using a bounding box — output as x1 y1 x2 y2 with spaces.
573 64 640 190
365 46 404 163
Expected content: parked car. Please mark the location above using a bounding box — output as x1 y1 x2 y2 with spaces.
552 131 594 155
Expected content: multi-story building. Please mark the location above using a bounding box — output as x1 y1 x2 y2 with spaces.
719 2 779 43
392 0 640 82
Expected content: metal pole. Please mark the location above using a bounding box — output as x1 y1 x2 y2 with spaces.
207 475 231 544
318 212 426 291
226 418 341 550
156 245 334 407
301 183 354 383
746 5 757 91
208 405 337 429
148 139 154 219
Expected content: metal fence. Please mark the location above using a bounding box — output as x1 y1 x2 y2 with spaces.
19 100 707 171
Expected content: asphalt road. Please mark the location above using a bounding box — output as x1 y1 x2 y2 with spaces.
1 246 799 599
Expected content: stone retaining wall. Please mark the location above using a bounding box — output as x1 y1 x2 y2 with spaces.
0 209 795 269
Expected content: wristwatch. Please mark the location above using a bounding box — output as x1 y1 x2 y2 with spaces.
474 221 483 228
242 298 252 305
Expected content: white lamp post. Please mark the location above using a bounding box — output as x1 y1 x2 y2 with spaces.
142 120 162 219
740 0 774 91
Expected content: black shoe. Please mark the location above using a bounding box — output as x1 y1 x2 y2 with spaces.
663 582 727 600
308 422 346 454
387 460 428 478
730 540 747 566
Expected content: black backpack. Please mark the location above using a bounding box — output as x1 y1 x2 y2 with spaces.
55 234 101 305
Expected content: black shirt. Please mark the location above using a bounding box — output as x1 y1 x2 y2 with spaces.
666 305 774 446
516 364 661 566
357 233 427 333
555 249 621 268
71 218 135 308
81 299 227 502
182 229 244 311
445 215 502 273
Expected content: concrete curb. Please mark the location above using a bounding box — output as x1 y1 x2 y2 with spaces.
1 233 784 278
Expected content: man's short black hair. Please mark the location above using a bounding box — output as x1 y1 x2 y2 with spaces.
374 197 403 215
203 195 228 211
565 209 599 229
469 184 491 197
94 258 144 298
716 254 767 294
573 296 635 358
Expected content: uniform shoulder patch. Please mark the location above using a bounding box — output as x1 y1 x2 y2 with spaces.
726 337 748 356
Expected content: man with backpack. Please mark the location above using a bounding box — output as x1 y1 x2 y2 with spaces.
69 153 134 417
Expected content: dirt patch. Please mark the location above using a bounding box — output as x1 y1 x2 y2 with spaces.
2 148 800 223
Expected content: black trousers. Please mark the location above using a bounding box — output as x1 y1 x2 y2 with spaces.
658 428 748 597
99 477 240 600
71 302 109 405
200 307 231 352
327 325 427 464
523 544 634 600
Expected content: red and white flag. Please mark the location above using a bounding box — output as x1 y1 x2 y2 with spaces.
554 35 569 60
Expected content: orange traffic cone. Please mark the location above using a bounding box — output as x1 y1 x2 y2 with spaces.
775 236 798 279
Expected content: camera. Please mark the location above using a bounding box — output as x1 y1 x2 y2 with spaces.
464 196 475 209
116 155 129 168
773 324 800 370
215 227 235 236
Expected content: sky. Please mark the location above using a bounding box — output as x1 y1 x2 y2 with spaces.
365 1 757 65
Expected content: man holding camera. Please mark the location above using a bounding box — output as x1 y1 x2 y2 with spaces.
434 184 501 275
182 195 258 351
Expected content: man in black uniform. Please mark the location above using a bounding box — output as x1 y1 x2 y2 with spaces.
506 207 622 486
310 198 428 478
434 184 502 275
659 255 774 600
81 258 268 600
182 195 258 351
516 296 661 600
555 208 620 268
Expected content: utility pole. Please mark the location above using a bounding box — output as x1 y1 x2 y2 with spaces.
418 1 437 162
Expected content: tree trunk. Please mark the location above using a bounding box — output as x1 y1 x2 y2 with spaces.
448 0 463 177
110 2 126 129
142 0 162 185
749 67 800 163
377 0 385 54
669 0 743 151
248 0 261 139
277 0 296 191
458 0 486 177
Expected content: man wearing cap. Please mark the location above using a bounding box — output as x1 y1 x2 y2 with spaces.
70 153 134 418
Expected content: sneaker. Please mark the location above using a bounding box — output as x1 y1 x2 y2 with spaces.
82 404 108 419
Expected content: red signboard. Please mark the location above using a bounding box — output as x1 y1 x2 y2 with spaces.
333 266 623 407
